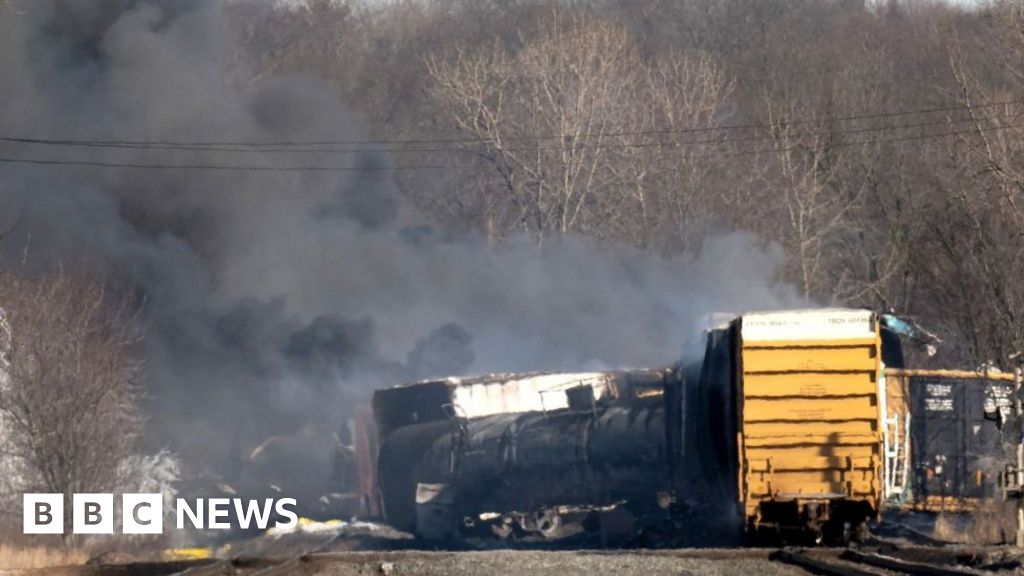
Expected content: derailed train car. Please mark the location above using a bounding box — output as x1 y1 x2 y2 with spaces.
370 308 1018 544
733 309 884 542
372 370 686 540
880 369 1020 543
882 369 1017 508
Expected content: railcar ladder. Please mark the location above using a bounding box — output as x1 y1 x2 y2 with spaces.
883 413 910 498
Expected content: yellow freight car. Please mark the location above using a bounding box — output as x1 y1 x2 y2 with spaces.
736 309 883 543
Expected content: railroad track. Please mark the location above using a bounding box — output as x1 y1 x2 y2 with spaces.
771 546 1019 576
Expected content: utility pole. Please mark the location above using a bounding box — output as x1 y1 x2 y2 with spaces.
1015 366 1023 547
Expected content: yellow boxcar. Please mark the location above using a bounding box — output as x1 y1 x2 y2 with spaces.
736 309 882 543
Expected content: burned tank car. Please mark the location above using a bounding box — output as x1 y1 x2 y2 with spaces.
372 370 707 541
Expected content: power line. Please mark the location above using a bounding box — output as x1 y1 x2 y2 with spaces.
680 117 1024 162
0 98 1020 151
0 157 444 172
2 106 1020 157
522 97 1024 146
491 110 1024 156
0 113 1016 173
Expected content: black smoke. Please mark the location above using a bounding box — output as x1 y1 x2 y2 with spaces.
0 1 799 485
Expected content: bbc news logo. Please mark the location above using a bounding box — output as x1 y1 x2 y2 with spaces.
23 494 298 534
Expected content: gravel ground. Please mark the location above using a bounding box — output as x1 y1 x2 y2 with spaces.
1 549 812 576
19 520 1021 576
294 549 808 576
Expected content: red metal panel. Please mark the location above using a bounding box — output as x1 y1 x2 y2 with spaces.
353 404 381 517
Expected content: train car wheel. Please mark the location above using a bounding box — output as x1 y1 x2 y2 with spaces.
491 521 516 539
538 512 562 539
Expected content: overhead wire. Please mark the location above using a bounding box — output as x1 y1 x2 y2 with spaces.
682 118 1024 162
0 97 1020 152
0 120 1015 172
0 157 444 172
0 99 1019 172
1 107 1020 156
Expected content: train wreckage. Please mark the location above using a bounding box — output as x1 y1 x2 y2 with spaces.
366 309 1024 545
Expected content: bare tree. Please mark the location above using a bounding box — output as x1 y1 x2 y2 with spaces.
0 268 143 510
426 10 731 249
426 12 637 244
614 51 732 253
915 17 1024 365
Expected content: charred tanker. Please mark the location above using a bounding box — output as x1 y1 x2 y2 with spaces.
372 370 706 541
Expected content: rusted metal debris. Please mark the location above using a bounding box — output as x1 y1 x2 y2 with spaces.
770 549 880 576
840 549 990 576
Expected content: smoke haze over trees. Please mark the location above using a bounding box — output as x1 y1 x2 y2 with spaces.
0 0 795 488
0 0 1022 492
234 0 1024 366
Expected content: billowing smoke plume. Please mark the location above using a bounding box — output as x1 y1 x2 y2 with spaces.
0 1 799 484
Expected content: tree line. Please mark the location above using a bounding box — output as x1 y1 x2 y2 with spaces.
231 0 1024 368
